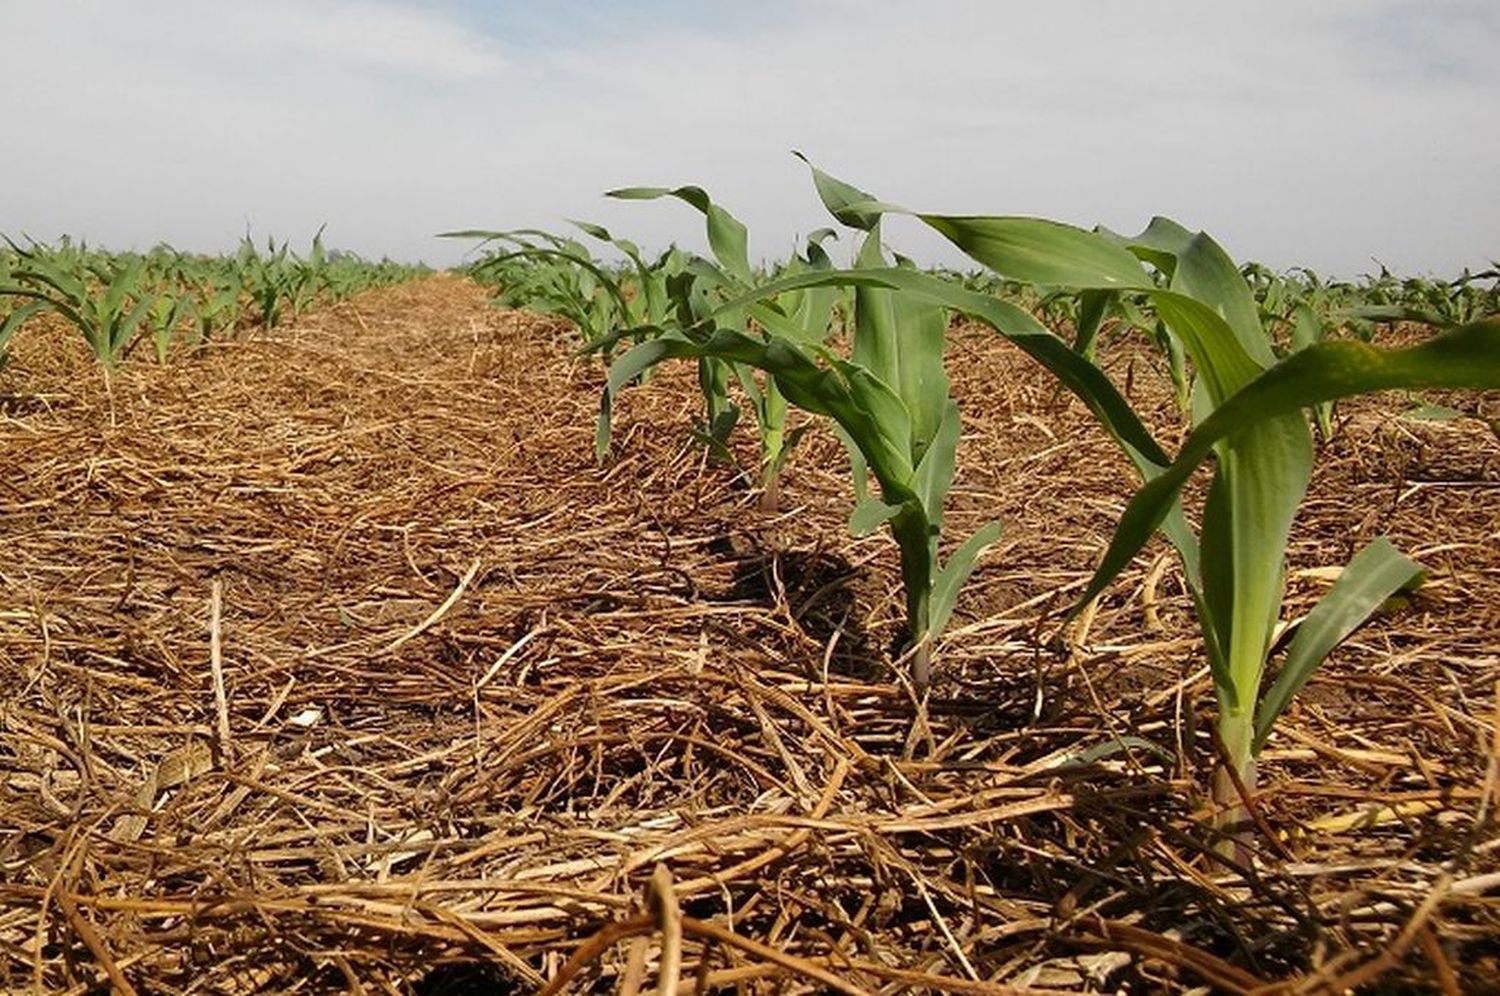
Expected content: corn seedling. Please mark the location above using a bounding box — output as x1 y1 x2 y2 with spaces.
890 205 1500 856
594 176 1014 690
144 283 194 363
447 228 634 347
187 274 246 346
0 233 418 366
605 186 840 509
592 158 1183 690
0 239 157 366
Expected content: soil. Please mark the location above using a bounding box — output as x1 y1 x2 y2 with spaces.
2 277 1497 993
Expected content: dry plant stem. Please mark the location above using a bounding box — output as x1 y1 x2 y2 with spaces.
535 914 655 996
1292 873 1452 993
618 935 651 996
381 557 480 654
55 886 139 996
1415 924 1461 996
417 901 547 988
209 578 231 758
535 912 875 996
1072 917 1265 993
677 917 872 996
648 864 683 996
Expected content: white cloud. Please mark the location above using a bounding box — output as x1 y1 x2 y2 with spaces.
0 0 1494 275
273 1 507 80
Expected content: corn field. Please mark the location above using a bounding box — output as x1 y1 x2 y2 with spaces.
1 161 1497 993
0 232 425 368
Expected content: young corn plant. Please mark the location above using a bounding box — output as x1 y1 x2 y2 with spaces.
238 234 332 330
604 186 840 509
288 226 329 320
0 250 44 366
445 228 634 347
186 274 246 345
594 182 1010 691
598 159 1173 691
751 228 844 509
0 240 157 366
145 292 186 363
568 221 686 333
891 205 1500 856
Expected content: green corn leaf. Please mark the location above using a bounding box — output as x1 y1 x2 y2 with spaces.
706 405 739 445
17 261 87 309
794 152 885 231
769 423 810 478
717 267 1152 461
849 226 949 456
607 186 752 285
746 299 824 343
920 214 1150 289
1165 232 1277 369
834 359 916 491
439 227 573 247
1051 734 1177 768
102 258 144 318
1100 216 1191 278
1344 304 1452 327
1080 319 1500 611
834 425 873 502
929 520 1004 639
1254 538 1424 750
912 401 962 532
0 300 51 354
1198 414 1314 715
112 289 160 362
733 362 766 410
601 327 917 498
596 334 677 460
892 269 952 457
816 266 1173 471
794 160 1150 290
1290 302 1324 352
569 219 668 324
850 497 903 536
1074 289 1111 358
1149 291 1265 406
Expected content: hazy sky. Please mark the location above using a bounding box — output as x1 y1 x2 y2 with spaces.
2 1 1495 276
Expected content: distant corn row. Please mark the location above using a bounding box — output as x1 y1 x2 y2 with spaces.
0 232 425 367
454 157 1500 858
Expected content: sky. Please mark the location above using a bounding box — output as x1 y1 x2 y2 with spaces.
1 0 1496 276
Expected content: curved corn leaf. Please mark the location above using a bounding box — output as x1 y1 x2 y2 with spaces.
797 154 1150 290
794 151 884 232
0 299 51 358
930 520 1004 638
1080 319 1500 611
920 214 1151 290
850 497 903 536
912 400 961 532
607 186 752 285
1200 413 1314 715
1254 539 1423 749
601 328 918 499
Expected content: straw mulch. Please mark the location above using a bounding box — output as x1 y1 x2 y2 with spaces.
1 278 1496 994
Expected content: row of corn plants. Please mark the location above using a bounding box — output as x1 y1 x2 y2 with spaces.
0 232 424 368
456 158 1499 857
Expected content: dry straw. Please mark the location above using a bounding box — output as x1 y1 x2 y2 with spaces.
1 279 1496 992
